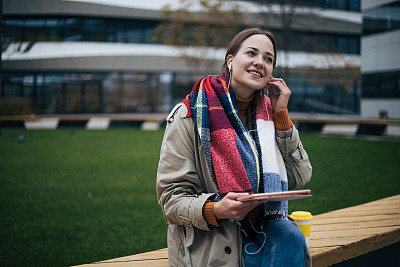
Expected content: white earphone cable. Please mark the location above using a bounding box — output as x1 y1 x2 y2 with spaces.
242 218 267 255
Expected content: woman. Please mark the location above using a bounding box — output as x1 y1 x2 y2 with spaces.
157 28 312 267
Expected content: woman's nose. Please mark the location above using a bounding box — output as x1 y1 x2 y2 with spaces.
253 56 264 68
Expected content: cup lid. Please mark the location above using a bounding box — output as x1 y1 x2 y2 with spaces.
290 211 313 220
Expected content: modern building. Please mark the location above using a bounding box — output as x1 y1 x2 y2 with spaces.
1 0 362 117
360 0 400 119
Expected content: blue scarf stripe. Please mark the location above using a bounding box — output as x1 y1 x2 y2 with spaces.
223 92 261 190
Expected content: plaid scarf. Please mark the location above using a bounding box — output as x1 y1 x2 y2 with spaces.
183 74 288 217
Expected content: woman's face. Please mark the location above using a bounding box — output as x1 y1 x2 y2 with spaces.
228 34 275 99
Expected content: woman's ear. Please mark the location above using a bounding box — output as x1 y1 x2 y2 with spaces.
226 55 233 71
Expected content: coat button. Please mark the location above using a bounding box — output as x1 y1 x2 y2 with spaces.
224 246 231 254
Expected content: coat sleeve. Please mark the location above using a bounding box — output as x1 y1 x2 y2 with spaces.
276 126 312 190
156 104 214 231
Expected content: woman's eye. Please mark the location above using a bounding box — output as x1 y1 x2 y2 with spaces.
265 57 273 63
247 51 256 56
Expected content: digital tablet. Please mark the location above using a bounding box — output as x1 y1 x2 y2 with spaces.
237 189 312 202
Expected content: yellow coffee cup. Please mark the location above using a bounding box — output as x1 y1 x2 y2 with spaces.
290 211 313 245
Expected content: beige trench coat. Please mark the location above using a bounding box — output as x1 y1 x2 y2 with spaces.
156 103 312 267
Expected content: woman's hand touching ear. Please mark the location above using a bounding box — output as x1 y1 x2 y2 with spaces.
266 76 291 113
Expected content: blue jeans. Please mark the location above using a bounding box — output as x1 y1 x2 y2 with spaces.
242 218 307 267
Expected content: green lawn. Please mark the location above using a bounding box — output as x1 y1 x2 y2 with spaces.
1 129 399 266
288 134 400 215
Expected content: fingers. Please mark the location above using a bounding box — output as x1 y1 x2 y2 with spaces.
267 77 290 94
227 201 259 221
214 192 262 221
269 76 286 85
225 192 250 200
265 76 291 113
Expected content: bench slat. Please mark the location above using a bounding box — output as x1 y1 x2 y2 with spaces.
312 214 399 225
309 233 400 248
311 217 400 230
311 225 399 239
314 209 400 218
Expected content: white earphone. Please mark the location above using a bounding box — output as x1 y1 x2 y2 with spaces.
228 62 232 71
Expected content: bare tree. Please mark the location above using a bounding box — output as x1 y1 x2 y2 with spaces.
253 0 315 78
153 0 242 73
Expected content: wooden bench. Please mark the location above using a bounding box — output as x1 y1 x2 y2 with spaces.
2 113 168 122
75 194 400 266
309 194 400 266
2 113 167 130
291 115 400 137
3 114 400 137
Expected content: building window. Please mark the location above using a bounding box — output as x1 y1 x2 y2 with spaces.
1 72 178 115
278 31 360 54
2 16 359 55
363 2 400 35
1 70 361 115
2 17 159 44
240 0 360 11
362 72 400 98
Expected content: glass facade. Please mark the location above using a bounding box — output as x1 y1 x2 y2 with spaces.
362 72 400 98
275 31 359 54
1 70 360 115
2 17 158 44
239 0 360 11
363 1 400 35
1 71 206 115
2 16 360 55
275 69 360 114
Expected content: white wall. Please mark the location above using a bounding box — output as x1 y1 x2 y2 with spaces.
361 29 400 74
360 99 400 119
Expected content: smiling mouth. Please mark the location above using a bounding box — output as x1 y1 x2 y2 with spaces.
248 71 263 78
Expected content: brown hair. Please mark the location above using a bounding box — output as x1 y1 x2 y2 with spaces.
222 28 278 124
